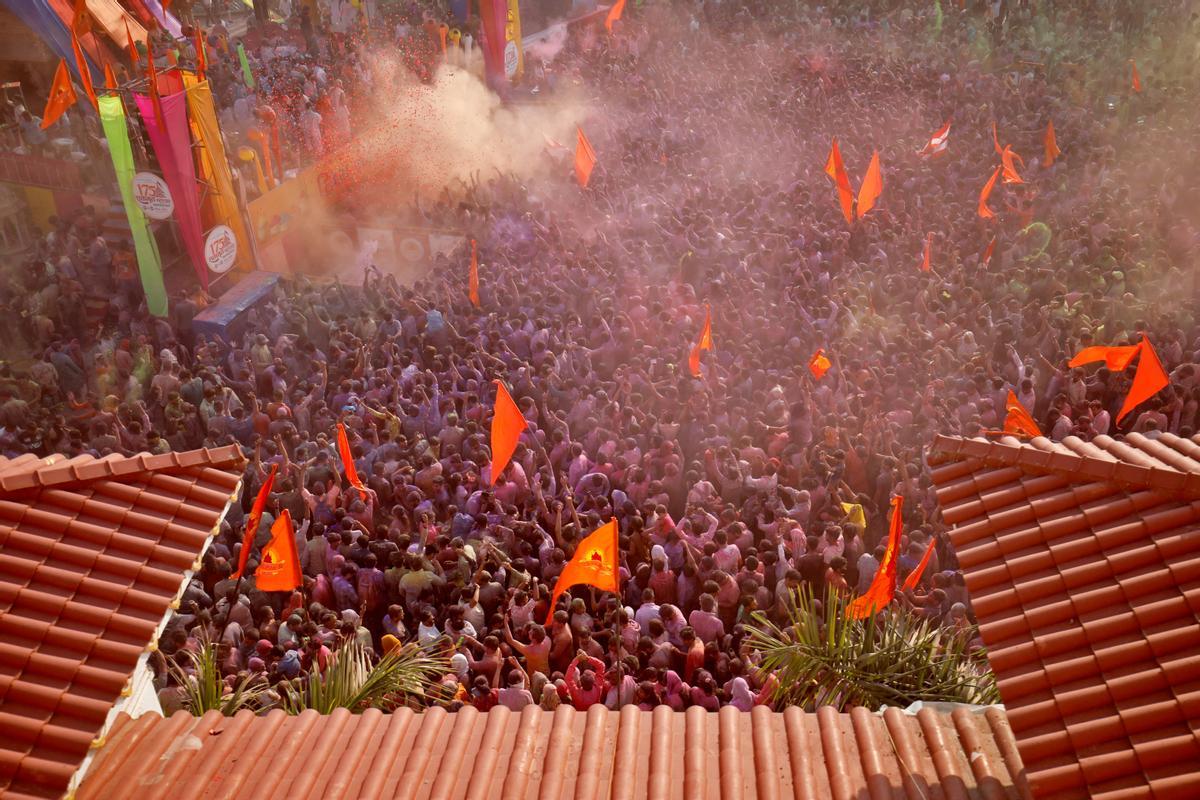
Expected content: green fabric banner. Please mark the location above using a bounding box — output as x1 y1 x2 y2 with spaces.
99 95 169 317
237 43 255 88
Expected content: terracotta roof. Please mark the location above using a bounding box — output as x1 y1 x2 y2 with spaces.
929 433 1200 800
78 704 1030 800
0 447 244 800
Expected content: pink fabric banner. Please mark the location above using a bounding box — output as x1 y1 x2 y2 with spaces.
135 91 208 290
479 0 509 90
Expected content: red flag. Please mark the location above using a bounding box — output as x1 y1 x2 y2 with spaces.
195 27 207 80
575 127 597 188
546 518 620 624
489 380 527 483
605 0 626 33
1130 59 1142 93
688 343 702 378
255 509 302 592
337 423 365 491
848 496 903 619
70 30 98 111
978 167 1001 219
982 236 997 266
1069 343 1140 372
1069 338 1169 423
469 239 480 307
991 120 1003 156
919 233 932 273
809 348 831 380
1000 145 1024 184
104 62 118 91
855 150 883 219
72 0 92 36
918 119 951 156
824 138 855 224
698 304 713 351
902 537 937 591
232 464 277 580
40 60 78 130
1044 120 1061 167
1002 390 1043 437
125 18 140 65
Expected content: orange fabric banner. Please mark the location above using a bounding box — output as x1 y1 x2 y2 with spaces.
855 151 883 219
824 138 855 224
919 233 932 272
991 120 1003 156
489 380 527 483
575 127 597 188
978 167 1001 219
469 238 480 307
982 236 996 266
195 27 207 80
256 509 302 592
233 464 277 580
546 518 620 624
104 62 117 90
809 349 831 380
1000 146 1024 184
73 0 92 36
1002 390 1042 438
848 496 903 619
41 60 78 130
1119 339 1168 423
1069 343 1140 372
902 537 936 591
71 30 98 110
338 423 365 490
1130 59 1142 93
125 18 139 65
688 343 702 377
605 0 626 33
1044 121 1061 167
699 304 713 351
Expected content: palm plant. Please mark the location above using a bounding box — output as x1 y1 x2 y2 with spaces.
279 638 449 714
745 588 998 710
167 640 269 716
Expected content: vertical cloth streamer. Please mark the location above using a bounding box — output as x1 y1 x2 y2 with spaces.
135 91 209 291
98 95 169 316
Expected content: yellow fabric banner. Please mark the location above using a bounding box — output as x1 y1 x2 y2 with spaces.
183 76 253 273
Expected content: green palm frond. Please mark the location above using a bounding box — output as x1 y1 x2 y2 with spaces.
167 640 269 716
280 638 449 715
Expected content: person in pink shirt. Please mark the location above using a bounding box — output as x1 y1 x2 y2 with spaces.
688 594 726 644
565 652 609 709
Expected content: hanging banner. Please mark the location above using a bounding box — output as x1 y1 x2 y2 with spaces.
131 172 174 220
98 95 168 317
479 0 509 88
505 0 524 80
183 77 253 273
135 91 209 290
204 225 238 273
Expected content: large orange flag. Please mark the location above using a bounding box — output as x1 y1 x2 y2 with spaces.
855 151 883 219
688 344 702 377
337 423 365 491
1002 391 1042 437
605 0 626 33
698 304 713 351
978 167 1001 219
919 233 932 272
902 537 936 591
233 464 277 580
575 127 597 188
70 30 98 110
1130 59 1142 93
256 509 302 592
1069 338 1169 423
72 0 92 36
824 138 855 224
125 18 140 65
809 348 831 380
848 496 903 619
104 62 118 91
468 238 480 307
1000 146 1024 184
40 60 78 130
546 518 620 624
489 380 527 483
1044 121 1061 167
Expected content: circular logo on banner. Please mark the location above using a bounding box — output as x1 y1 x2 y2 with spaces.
504 40 519 78
131 172 174 220
204 225 238 274
397 236 426 263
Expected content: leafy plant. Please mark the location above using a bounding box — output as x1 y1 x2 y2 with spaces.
167 640 269 716
279 638 449 714
744 588 998 710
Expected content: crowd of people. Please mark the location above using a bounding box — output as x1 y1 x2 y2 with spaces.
4 0 1200 713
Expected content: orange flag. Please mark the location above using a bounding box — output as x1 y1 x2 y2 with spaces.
489 380 527 483
1002 390 1043 437
73 0 92 36
125 18 140 65
468 238 480 307
848 496 903 619
1044 121 1061 167
233 464 277 580
991 120 1003 156
809 348 831 380
902 537 937 591
255 509 303 592
824 138 855 224
546 518 620 624
1130 59 1142 93
978 167 1001 219
605 0 626 33
1069 338 1169 423
145 38 164 134
104 62 118 91
855 151 883 219
688 343 702 378
40 60 78 130
195 27 207 80
919 233 932 272
1000 145 1024 184
337 423 365 491
982 236 997 266
698 304 713 351
918 119 951 156
575 127 597 188
70 30 98 111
